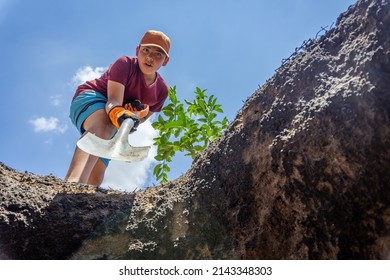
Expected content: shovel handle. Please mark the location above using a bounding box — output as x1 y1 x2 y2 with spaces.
118 115 139 132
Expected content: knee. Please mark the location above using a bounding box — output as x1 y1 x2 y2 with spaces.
89 122 116 140
83 110 117 139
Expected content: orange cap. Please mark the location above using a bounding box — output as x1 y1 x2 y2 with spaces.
140 30 171 57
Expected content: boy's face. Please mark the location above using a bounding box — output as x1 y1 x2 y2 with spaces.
136 46 169 76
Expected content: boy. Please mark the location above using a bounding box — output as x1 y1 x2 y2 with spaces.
65 30 170 186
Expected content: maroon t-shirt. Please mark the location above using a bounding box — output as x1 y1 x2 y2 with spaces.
74 56 168 112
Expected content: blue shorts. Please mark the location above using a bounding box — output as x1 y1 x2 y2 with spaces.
69 91 111 166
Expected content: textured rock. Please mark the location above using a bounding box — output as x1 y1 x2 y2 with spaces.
0 0 389 259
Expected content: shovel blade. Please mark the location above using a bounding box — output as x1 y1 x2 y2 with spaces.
76 118 150 162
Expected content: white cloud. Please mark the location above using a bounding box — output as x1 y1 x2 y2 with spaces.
101 119 159 192
49 94 64 107
72 66 106 86
29 117 68 134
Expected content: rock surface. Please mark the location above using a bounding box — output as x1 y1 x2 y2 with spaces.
0 0 389 259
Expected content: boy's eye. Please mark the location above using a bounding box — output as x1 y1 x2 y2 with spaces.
140 47 165 60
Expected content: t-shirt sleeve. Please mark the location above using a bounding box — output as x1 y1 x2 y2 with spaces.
106 56 132 86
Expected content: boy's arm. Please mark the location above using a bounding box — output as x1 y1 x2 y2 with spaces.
106 80 125 113
106 80 139 128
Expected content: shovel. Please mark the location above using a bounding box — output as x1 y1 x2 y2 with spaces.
76 118 150 162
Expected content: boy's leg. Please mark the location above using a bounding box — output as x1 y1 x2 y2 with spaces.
65 109 116 185
87 159 107 186
65 145 99 184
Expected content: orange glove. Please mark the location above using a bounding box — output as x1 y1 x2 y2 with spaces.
108 106 139 129
124 100 149 119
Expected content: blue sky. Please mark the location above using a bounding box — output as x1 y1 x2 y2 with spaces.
0 0 356 191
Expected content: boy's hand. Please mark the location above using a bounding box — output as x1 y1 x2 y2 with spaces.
108 106 139 129
125 100 149 119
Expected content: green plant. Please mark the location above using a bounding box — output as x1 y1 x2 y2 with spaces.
152 86 229 182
